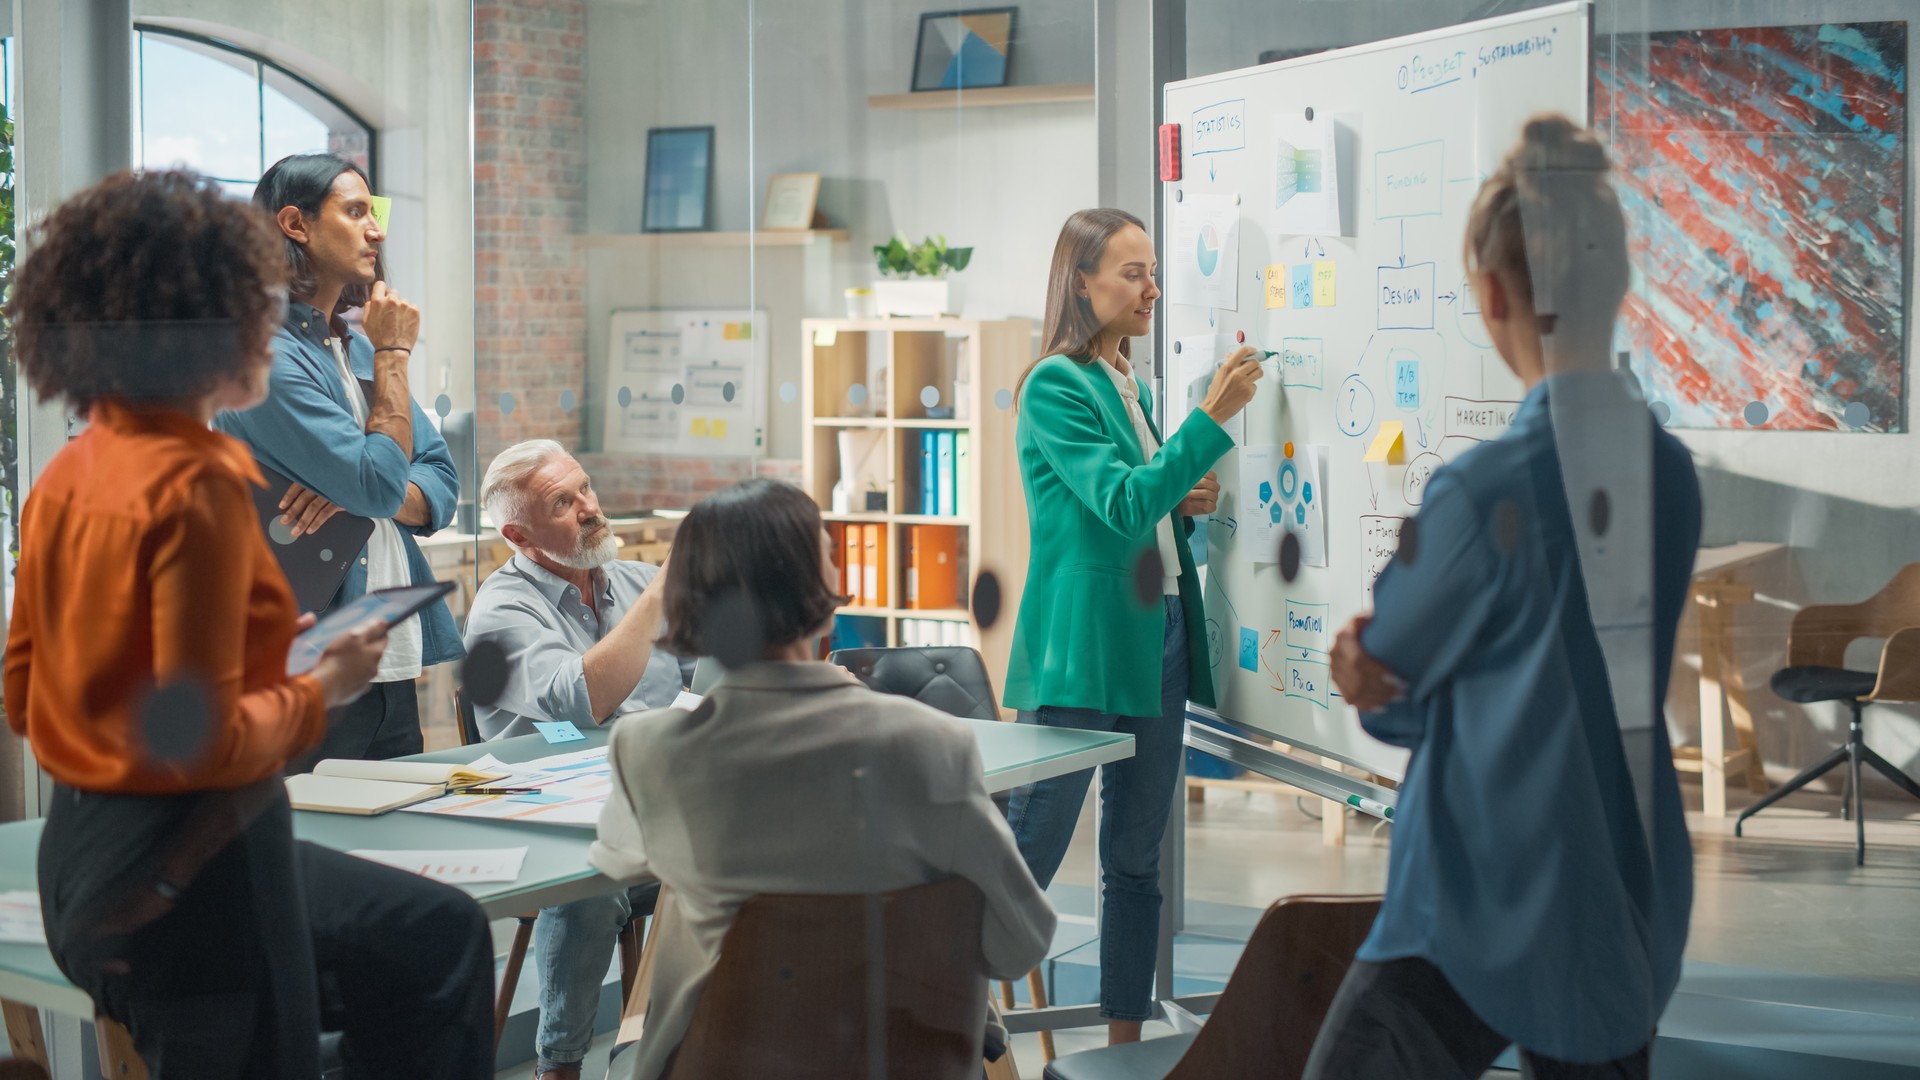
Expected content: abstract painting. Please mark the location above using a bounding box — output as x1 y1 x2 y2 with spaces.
1595 23 1907 431
912 8 1016 92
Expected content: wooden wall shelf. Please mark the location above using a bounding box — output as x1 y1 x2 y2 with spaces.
578 229 847 250
866 84 1094 111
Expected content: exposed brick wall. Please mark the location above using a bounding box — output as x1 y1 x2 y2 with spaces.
473 0 588 462
578 455 804 514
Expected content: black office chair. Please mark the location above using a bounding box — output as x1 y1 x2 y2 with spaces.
1738 563 1920 864
826 645 1001 721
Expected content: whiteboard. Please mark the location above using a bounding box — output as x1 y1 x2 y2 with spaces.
1163 3 1591 777
601 309 768 457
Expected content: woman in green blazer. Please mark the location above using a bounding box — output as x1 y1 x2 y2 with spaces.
1003 208 1260 1044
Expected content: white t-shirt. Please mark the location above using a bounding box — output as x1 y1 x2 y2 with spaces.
1097 356 1183 596
329 339 424 682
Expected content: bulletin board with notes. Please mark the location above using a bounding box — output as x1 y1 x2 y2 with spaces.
601 309 768 458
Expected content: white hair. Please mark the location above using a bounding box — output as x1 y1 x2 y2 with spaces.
481 439 569 546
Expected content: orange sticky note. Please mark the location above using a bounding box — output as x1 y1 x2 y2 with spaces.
1265 265 1287 309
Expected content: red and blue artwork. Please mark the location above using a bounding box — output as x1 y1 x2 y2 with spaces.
1596 23 1907 431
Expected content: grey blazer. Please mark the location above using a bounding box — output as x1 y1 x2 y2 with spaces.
591 661 1056 1080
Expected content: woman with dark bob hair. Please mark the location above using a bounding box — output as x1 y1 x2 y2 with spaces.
590 478 1057 1080
3 170 494 1079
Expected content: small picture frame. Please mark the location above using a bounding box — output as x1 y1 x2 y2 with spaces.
761 172 823 231
911 7 1018 93
642 126 715 233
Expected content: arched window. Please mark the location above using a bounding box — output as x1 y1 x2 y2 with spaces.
133 26 375 199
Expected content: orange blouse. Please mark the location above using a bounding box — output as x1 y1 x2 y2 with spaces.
4 400 327 793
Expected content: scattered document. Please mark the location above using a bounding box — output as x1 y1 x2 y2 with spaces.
1270 112 1342 237
401 746 615 828
1168 193 1240 311
0 891 44 944
1237 444 1328 567
348 848 528 886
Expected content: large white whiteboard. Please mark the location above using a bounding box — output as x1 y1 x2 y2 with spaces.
1163 3 1591 777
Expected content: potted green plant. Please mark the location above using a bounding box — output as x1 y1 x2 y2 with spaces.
871 234 972 317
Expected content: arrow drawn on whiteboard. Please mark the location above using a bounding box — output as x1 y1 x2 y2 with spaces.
1412 416 1429 448
1438 291 1458 304
1398 221 1407 267
1365 467 1380 511
1209 158 1217 183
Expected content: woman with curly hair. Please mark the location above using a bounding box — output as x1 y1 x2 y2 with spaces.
3 170 494 1080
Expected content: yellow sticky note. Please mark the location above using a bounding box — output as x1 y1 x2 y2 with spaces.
1265 265 1287 310
722 324 740 341
813 328 838 347
367 195 392 233
712 419 728 438
1364 422 1405 464
1313 261 1337 306
735 323 753 341
692 417 710 436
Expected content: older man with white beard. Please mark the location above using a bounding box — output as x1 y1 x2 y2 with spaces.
464 439 693 1080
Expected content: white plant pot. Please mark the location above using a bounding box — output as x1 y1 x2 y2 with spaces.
873 278 961 318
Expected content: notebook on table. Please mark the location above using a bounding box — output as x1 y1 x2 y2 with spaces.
285 758 511 816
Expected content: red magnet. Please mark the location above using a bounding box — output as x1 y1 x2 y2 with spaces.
1158 124 1181 182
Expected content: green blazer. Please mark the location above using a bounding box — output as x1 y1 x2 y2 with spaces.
1002 353 1235 718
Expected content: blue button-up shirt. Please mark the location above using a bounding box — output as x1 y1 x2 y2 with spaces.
1356 379 1698 1062
462 553 695 739
214 303 463 666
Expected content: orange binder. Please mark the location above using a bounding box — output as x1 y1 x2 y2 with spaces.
861 524 889 608
907 525 959 610
843 525 865 607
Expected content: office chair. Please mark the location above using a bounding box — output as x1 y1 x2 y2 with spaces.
1738 563 1920 864
663 878 989 1080
1042 894 1382 1080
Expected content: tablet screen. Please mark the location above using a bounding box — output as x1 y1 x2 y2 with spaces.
286 582 456 676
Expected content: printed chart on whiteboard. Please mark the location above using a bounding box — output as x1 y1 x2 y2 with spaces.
1162 2 1591 777
601 309 768 457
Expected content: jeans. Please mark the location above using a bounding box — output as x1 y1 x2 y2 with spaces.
533 891 633 1065
301 679 424 769
1005 595 1189 1022
1304 957 1654 1080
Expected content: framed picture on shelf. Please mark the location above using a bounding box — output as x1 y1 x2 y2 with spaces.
911 7 1017 92
761 172 823 231
642 126 715 233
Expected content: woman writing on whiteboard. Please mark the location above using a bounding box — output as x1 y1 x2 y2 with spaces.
1002 208 1261 1044
1317 116 1697 1079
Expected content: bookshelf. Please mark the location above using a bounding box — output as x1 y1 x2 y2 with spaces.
801 318 1032 706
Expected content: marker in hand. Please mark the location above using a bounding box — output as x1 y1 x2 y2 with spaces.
1234 329 1279 361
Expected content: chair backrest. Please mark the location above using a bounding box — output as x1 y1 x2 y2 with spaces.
453 688 482 747
665 876 988 1080
1164 893 1383 1080
828 646 999 721
1789 562 1920 669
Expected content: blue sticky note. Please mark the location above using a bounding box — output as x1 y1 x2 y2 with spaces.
510 791 569 805
533 721 586 744
1395 358 1420 410
1289 264 1315 308
1238 627 1259 672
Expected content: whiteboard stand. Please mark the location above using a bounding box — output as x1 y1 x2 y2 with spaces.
1184 708 1398 821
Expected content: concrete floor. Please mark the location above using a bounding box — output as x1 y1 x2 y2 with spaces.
494 775 1920 1079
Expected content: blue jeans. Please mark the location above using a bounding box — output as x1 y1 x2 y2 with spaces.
533 891 631 1065
1006 595 1189 1021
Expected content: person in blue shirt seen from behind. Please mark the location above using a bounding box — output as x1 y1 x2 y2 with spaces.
1312 115 1699 1080
217 153 463 762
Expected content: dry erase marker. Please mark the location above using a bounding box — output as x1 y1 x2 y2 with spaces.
1346 794 1394 819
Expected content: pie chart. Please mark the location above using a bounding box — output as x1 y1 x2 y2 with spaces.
1196 223 1221 277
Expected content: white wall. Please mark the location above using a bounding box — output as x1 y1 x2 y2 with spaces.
1185 0 1920 788
582 0 1098 459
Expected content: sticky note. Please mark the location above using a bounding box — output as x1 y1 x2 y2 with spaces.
1394 358 1420 410
722 323 740 341
813 328 838 347
1364 421 1405 464
1238 627 1259 672
711 419 728 438
367 195 392 232
533 721 586 744
735 323 753 340
509 791 568 805
1265 265 1287 309
1289 264 1315 309
1312 261 1337 306
691 417 710 436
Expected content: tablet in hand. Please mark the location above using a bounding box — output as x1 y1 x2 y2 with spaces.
286 583 455 676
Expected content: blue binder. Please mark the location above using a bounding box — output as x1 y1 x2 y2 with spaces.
920 432 938 515
935 431 956 516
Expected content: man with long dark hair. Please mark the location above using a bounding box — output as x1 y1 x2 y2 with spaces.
217 153 464 761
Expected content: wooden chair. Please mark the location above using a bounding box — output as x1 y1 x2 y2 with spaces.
452 690 648 1047
1738 563 1920 864
1040 894 1383 1080
0 1061 49 1080
827 646 1058 1060
660 877 991 1080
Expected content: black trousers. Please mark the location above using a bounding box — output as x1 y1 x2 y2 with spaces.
308 679 424 766
1303 957 1653 1080
39 780 494 1080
